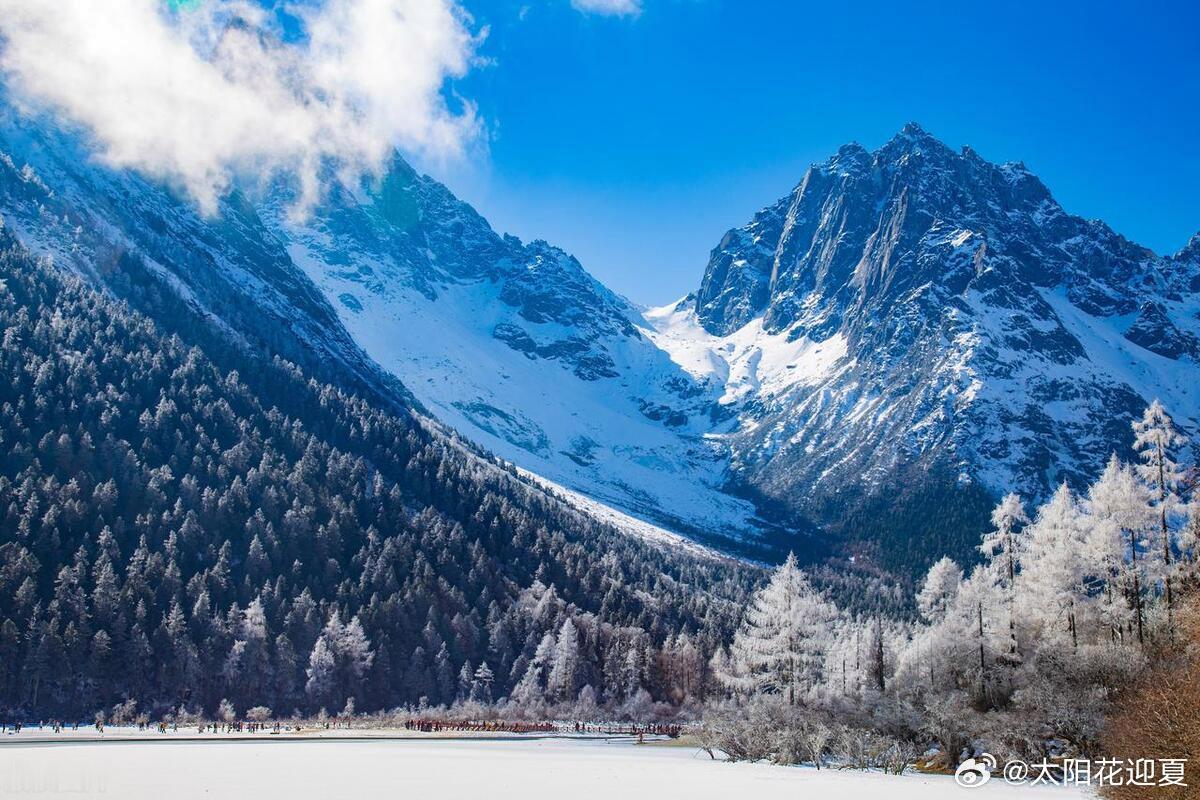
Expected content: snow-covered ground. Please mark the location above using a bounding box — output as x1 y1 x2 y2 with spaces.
0 735 1084 799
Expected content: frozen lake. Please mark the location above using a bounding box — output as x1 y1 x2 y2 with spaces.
0 734 1084 799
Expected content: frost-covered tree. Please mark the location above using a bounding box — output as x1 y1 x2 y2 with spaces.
510 631 556 707
917 557 962 623
1086 455 1154 645
1020 483 1088 648
456 661 474 702
0 239 754 717
470 662 495 703
304 613 374 706
547 619 583 702
938 566 1005 703
304 636 337 702
979 493 1028 657
1131 399 1188 617
722 554 838 703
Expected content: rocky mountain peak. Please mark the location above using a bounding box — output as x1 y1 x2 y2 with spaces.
1177 230 1200 263
693 126 1164 338
675 127 1200 557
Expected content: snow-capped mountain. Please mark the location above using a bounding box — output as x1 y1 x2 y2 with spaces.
257 157 767 546
3 103 1197 568
0 100 409 413
649 123 1200 558
0 101 770 554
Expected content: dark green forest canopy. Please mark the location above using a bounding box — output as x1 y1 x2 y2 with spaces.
0 236 757 717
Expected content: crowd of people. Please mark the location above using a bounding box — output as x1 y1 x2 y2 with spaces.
0 716 682 739
196 721 285 734
402 718 557 734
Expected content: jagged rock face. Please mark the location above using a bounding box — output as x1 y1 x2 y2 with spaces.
4 99 1198 568
271 156 641 377
682 124 1200 519
698 124 1158 338
256 155 766 545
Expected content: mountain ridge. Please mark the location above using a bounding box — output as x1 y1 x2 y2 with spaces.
665 123 1199 566
3 106 1197 573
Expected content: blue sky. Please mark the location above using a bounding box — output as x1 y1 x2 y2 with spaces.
431 0 1200 305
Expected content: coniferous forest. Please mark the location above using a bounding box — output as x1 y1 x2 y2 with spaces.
0 233 756 719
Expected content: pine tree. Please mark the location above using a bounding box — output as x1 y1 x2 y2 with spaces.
470 661 494 703
0 240 754 717
1131 400 1188 621
510 631 555 707
304 636 337 703
722 553 837 703
547 619 582 702
456 660 474 702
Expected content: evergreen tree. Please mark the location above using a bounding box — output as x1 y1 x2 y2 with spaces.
471 661 495 703
722 554 837 703
547 619 582 702
1131 399 1188 620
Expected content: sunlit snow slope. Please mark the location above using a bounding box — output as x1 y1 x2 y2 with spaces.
258 159 769 548
4 101 1198 566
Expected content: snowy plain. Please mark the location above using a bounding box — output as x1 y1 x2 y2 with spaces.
0 735 1087 800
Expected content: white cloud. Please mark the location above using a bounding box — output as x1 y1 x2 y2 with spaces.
570 0 643 17
0 0 482 215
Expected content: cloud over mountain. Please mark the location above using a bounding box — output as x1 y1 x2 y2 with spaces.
0 0 482 214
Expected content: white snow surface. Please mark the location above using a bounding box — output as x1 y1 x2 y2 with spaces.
0 735 1083 800
515 466 734 562
642 299 848 407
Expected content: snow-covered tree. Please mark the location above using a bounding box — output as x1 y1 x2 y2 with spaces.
979 493 1028 657
917 557 962 623
470 662 495 703
919 564 1005 704
510 631 555 707
547 619 583 702
1131 399 1188 617
1085 454 1155 645
456 661 474 702
304 635 337 701
304 613 374 705
1020 483 1087 648
722 553 838 703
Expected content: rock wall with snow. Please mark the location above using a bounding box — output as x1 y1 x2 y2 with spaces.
3 105 1196 568
664 123 1200 561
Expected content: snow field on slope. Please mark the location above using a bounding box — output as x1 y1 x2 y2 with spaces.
284 241 763 540
642 299 848 407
